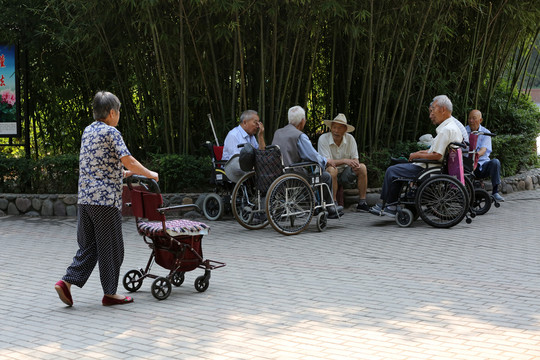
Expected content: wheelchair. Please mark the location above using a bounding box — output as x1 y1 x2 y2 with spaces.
375 143 472 228
231 145 341 235
201 141 235 221
462 131 501 215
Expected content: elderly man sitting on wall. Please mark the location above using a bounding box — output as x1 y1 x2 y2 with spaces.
317 113 369 212
370 95 464 217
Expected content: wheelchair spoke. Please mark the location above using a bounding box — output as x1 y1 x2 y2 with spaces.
266 174 315 235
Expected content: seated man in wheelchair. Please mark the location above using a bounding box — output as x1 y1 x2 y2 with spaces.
370 95 464 217
271 105 344 219
465 109 504 202
222 109 266 183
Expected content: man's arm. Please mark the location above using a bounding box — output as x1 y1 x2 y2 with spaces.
297 134 327 169
409 150 442 162
257 123 266 150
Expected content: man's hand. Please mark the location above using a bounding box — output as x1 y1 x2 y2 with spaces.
257 121 265 136
348 159 361 169
327 159 337 168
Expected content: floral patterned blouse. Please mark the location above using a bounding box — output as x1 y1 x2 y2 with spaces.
77 121 131 210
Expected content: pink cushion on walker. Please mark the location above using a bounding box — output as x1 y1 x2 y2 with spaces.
137 219 209 237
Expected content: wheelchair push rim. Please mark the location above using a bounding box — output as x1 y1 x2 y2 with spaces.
231 171 269 230
415 174 468 228
265 173 315 236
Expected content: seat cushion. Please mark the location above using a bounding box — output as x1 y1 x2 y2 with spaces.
137 219 210 237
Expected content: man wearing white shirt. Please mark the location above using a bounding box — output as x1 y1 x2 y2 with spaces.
370 95 464 217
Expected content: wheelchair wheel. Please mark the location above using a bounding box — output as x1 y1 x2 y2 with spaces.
202 193 224 221
415 174 468 228
231 172 269 230
396 208 414 227
266 173 315 236
472 188 491 215
316 212 327 232
404 204 419 221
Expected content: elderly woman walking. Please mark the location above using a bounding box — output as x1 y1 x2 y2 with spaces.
55 91 159 306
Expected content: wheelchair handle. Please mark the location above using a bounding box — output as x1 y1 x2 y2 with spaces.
450 141 468 149
126 175 161 193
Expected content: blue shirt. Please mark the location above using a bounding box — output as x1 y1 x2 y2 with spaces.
465 124 492 170
77 121 131 210
222 125 260 161
297 133 327 169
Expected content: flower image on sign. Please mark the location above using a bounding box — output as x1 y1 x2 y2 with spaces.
0 44 18 136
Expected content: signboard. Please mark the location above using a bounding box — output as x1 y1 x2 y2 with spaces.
0 44 19 137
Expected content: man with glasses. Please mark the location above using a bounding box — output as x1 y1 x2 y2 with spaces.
370 95 464 217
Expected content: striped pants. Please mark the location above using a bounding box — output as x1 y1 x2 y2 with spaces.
63 205 124 295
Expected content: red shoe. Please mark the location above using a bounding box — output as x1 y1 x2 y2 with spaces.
102 296 134 306
55 280 73 306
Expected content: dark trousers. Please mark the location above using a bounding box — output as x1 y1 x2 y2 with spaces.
380 163 424 204
474 159 501 192
63 205 124 295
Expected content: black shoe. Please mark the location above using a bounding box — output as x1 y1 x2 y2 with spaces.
356 202 369 212
327 203 344 219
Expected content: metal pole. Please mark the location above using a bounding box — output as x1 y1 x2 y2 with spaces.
207 113 220 146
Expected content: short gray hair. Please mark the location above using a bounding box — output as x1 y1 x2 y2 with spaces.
288 106 305 126
240 110 258 124
432 95 453 113
93 91 121 120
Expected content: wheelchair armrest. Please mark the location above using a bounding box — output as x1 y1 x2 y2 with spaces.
286 161 319 169
157 204 200 213
413 159 441 164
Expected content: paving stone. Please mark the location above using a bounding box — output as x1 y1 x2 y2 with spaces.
0 189 539 359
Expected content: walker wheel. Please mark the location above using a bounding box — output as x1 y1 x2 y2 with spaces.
171 272 185 287
316 212 327 232
194 276 209 292
122 269 143 292
396 208 414 227
151 277 172 300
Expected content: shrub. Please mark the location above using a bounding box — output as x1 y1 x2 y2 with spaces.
146 153 213 193
0 153 214 194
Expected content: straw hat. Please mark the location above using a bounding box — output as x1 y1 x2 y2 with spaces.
323 113 355 132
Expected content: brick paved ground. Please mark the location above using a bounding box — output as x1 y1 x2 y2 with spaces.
0 189 539 359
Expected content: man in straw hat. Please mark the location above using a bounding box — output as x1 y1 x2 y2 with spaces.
318 113 369 212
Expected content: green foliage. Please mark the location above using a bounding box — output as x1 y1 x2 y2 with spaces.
0 153 213 194
492 135 539 176
484 83 540 138
0 154 78 193
146 153 213 193
360 141 425 187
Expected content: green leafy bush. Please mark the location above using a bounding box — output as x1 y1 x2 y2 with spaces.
0 153 214 194
146 153 213 193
